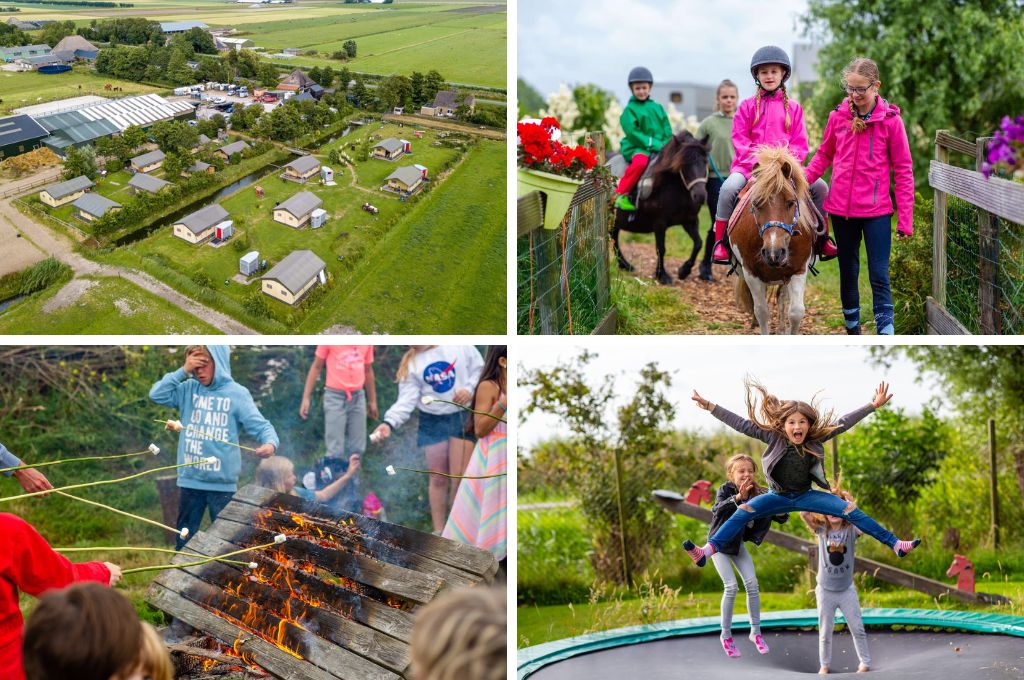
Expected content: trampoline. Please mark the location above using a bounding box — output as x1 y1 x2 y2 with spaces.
517 609 1024 679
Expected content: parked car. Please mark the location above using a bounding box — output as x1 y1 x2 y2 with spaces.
213 96 227 104
261 93 278 103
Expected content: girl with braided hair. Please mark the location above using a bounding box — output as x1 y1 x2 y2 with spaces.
804 57 915 335
711 46 837 265
682 377 920 568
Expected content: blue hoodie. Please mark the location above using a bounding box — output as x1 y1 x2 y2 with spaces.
149 346 279 493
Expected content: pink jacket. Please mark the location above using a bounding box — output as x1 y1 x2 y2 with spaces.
730 89 809 179
805 97 915 235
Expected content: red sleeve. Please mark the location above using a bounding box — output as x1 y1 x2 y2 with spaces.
2 514 110 597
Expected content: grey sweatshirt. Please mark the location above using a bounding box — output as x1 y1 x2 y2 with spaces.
710 403 876 493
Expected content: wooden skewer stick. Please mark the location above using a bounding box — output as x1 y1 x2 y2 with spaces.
154 419 262 453
420 396 507 422
120 534 287 575
55 546 255 568
55 491 189 539
385 464 505 480
0 458 216 504
0 446 160 475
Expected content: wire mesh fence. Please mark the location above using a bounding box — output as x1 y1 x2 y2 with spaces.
517 179 613 335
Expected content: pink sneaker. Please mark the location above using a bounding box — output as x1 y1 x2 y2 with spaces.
721 637 741 658
749 633 769 654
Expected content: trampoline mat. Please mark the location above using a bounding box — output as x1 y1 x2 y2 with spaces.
528 629 1024 679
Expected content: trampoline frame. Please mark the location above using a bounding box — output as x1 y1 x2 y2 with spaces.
517 608 1024 679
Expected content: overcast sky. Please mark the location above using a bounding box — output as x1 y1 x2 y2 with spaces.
518 0 814 105
517 344 946 450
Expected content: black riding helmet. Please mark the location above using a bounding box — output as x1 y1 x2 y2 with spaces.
627 66 654 86
749 46 791 88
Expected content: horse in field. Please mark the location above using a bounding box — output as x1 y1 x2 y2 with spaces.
729 146 817 334
610 130 710 285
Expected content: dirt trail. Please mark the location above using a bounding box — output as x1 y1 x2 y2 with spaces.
619 242 845 335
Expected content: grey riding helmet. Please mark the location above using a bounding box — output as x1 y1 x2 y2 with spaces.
749 46 791 84
628 66 654 86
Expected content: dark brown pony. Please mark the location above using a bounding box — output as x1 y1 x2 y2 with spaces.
611 130 710 284
729 146 815 334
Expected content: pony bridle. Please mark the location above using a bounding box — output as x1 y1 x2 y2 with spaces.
751 196 800 237
679 166 708 192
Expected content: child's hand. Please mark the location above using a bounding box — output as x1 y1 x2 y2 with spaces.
299 396 311 420
737 480 754 500
105 563 123 586
253 443 276 459
871 381 893 409
691 390 713 411
346 454 361 477
371 423 391 442
13 468 53 495
453 388 472 405
368 401 379 420
184 353 209 376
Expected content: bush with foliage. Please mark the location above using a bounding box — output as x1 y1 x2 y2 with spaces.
890 193 935 334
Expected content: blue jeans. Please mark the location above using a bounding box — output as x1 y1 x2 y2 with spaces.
708 488 898 552
175 487 234 550
833 214 894 334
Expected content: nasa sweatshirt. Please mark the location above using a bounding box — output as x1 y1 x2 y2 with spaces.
382 346 484 431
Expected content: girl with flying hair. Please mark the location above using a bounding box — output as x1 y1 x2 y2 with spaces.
683 378 920 567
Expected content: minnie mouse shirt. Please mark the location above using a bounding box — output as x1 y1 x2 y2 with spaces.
815 524 857 591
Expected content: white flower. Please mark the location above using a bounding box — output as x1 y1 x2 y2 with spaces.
148 443 160 456
274 533 287 544
540 83 580 136
385 465 396 476
421 395 435 405
603 97 625 152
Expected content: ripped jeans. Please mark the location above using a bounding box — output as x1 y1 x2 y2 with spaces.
708 488 898 552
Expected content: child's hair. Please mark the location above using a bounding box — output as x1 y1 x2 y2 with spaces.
714 79 737 111
410 586 505 680
396 345 436 381
805 477 855 530
842 57 881 133
477 345 507 396
255 455 294 493
184 345 211 359
752 78 790 131
724 453 763 495
139 622 173 680
743 376 838 456
23 582 143 680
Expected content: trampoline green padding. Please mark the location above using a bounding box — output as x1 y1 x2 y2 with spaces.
517 608 1024 679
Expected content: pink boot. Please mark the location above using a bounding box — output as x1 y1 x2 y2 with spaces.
819 214 838 259
712 219 730 263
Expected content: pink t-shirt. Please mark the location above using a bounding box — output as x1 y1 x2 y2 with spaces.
315 345 374 392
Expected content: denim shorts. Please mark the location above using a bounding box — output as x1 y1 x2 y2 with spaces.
417 410 475 446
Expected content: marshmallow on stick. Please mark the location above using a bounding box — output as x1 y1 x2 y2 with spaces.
120 535 287 575
0 445 163 475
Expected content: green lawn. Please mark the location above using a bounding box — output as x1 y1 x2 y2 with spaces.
0 275 222 334
0 67 164 116
298 138 505 333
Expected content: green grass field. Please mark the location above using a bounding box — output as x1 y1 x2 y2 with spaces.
0 275 222 334
0 67 164 115
298 138 505 333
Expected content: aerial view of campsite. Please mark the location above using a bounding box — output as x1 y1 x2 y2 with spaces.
0 0 506 334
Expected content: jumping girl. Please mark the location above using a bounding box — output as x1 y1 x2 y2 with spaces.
371 346 483 533
711 46 837 264
804 57 915 336
800 485 872 674
613 66 672 212
683 378 920 566
708 453 788 658
695 79 738 280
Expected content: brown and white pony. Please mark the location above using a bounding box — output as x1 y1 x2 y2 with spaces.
730 146 816 334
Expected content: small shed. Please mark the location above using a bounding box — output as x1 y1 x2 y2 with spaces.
372 137 406 161
399 138 411 153
216 140 250 160
185 160 214 176
310 208 328 229
383 165 425 195
130 149 166 173
282 155 321 183
72 193 121 222
240 250 260 276
261 249 326 305
215 220 234 241
273 190 323 228
127 173 171 195
320 166 334 183
39 175 94 208
413 163 428 179
173 203 230 244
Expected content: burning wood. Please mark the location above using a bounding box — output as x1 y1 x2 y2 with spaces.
147 485 497 680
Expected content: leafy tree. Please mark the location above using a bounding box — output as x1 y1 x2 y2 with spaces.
230 104 262 132
196 55 230 84
182 25 216 54
62 145 98 180
0 24 29 48
257 63 279 88
423 69 445 104
161 150 185 179
337 67 352 92
517 77 545 118
350 77 369 108
165 46 194 86
120 125 146 151
801 0 1024 186
377 74 413 111
342 39 356 59
410 71 425 107
40 20 76 48
572 83 613 134
150 120 198 154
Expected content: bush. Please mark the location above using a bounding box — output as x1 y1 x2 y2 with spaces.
0 257 73 302
891 192 934 334
104 158 124 173
190 270 213 288
243 287 269 318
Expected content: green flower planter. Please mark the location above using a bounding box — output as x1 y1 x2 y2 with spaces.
517 168 582 230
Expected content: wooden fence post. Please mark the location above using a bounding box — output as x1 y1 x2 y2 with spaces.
831 438 839 485
932 132 950 307
989 418 1000 549
976 137 1000 334
612 447 632 587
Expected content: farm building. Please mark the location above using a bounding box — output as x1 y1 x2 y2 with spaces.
420 90 475 117
7 53 65 72
185 160 214 176
216 140 250 160
160 21 209 34
273 191 323 228
130 149 165 173
194 133 212 151
39 175 94 208
290 91 316 104
282 155 321 182
127 173 171 195
372 137 407 161
72 193 120 222
277 69 314 92
383 165 425 195
35 110 120 156
217 37 254 51
12 96 107 118
77 94 195 132
0 115 49 159
261 249 326 305
172 203 229 244
5 19 54 31
51 35 99 61
0 45 51 62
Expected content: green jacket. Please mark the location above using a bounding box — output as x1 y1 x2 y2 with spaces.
619 96 672 161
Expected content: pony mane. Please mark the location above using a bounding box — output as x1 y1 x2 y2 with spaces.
748 146 814 230
651 130 705 176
